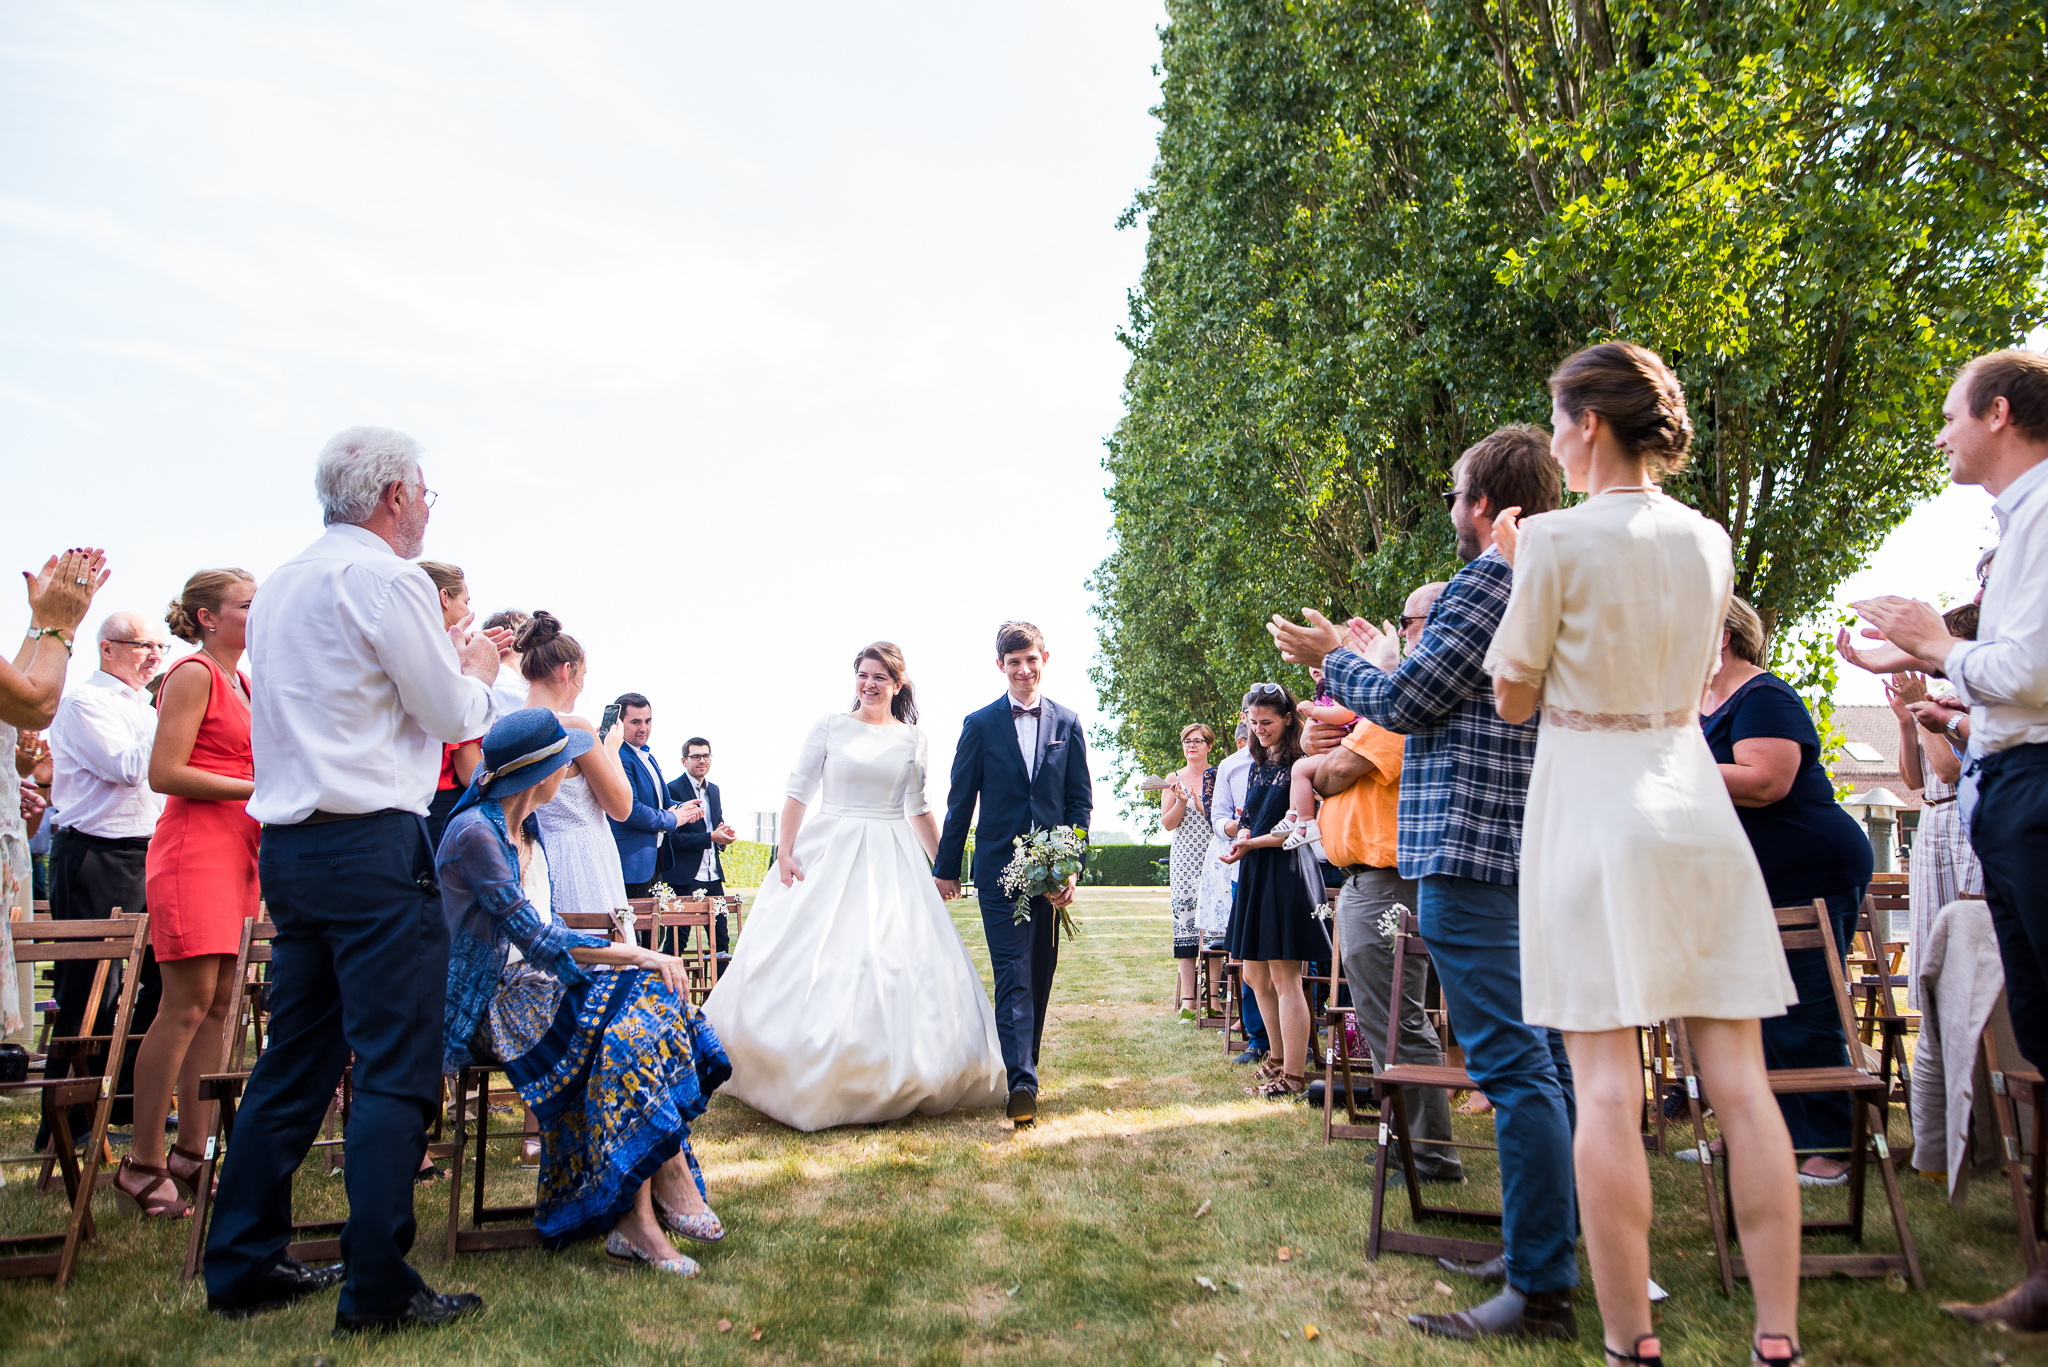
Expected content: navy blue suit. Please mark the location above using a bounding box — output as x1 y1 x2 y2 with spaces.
665 776 728 952
934 696 1092 1094
610 745 678 888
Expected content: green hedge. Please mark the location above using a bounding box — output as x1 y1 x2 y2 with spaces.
1081 844 1171 887
719 840 772 889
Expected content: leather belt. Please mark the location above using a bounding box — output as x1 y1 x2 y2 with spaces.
1923 794 1957 806
293 807 408 827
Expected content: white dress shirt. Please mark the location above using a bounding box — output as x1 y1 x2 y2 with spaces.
680 773 716 881
1007 691 1041 778
1211 747 1253 854
48 670 163 839
247 523 499 825
1950 457 2048 754
491 672 531 720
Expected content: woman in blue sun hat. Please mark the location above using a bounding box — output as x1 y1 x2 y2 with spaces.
440 707 731 1278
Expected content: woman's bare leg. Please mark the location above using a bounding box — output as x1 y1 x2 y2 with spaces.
651 1146 710 1215
1176 957 1198 1011
1688 1017 1801 1346
1241 959 1278 1061
613 1177 672 1253
132 955 233 1165
1266 959 1310 1080
1562 1028 1653 1353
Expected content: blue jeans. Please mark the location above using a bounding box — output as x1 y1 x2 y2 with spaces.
1240 983 1270 1055
205 814 446 1315
1417 874 1579 1293
1759 885 1862 1157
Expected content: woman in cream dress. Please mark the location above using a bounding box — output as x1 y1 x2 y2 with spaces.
704 643 1006 1132
1487 343 1803 1367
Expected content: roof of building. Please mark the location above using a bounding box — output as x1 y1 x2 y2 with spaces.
1830 704 1923 812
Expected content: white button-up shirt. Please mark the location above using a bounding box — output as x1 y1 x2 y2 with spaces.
48 670 163 839
680 772 716 880
247 523 499 825
1950 457 2048 754
1211 747 1253 884
1007 692 1040 778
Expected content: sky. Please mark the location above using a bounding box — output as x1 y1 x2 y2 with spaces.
0 2 2017 836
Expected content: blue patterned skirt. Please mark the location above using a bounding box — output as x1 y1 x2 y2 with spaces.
494 966 732 1247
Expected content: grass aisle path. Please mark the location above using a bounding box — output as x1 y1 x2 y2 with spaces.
1 887 2042 1364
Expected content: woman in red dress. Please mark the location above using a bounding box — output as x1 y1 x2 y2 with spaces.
115 569 258 1218
421 561 484 851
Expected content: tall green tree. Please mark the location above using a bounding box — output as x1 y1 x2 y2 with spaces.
1094 0 2045 812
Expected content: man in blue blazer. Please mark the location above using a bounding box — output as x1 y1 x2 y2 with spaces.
607 693 699 903
934 621 1092 1125
666 736 737 953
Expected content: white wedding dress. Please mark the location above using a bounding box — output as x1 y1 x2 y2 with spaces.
534 764 630 917
703 713 1007 1131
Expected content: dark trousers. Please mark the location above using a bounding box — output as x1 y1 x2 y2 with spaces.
204 813 446 1316
45 827 160 1137
671 877 728 954
979 893 1060 1095
1240 983 1270 1055
1417 874 1579 1293
423 786 462 856
1975 744 2048 1073
1759 885 1861 1156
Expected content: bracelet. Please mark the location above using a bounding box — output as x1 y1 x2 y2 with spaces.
28 626 72 651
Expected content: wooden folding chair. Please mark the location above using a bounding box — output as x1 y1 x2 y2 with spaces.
1194 944 1229 1029
1849 892 1916 1126
1366 910 1502 1267
1982 1022 2046 1272
0 915 151 1286
1320 916 1378 1143
441 908 623 1257
634 897 722 1003
1687 899 1923 1290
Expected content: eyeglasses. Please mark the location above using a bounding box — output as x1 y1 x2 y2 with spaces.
419 485 438 508
1397 614 1428 629
109 640 167 655
1441 487 1461 512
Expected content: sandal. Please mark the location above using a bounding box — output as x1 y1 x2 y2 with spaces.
1250 1072 1307 1099
112 1156 192 1219
1281 819 1322 851
654 1194 726 1243
605 1229 700 1278
1606 1336 1662 1365
1752 1335 1801 1366
165 1144 216 1201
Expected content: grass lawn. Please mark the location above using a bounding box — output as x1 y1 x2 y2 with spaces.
0 886 2042 1365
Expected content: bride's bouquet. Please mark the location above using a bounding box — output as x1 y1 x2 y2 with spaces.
997 825 1087 939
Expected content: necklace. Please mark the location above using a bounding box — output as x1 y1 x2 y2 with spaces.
200 644 247 700
1597 484 1656 495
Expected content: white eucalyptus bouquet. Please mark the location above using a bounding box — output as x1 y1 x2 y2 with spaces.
997 825 1087 939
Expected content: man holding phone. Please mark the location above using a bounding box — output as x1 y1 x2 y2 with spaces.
605 693 698 902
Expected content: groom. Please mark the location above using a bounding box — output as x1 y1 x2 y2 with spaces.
934 621 1092 1126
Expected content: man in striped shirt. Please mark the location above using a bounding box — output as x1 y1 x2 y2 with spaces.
1271 426 1573 1345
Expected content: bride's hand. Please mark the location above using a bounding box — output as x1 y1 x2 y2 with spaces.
778 853 805 887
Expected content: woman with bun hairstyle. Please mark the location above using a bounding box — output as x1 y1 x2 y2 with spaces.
420 561 485 850
119 569 258 1219
1487 343 1802 1367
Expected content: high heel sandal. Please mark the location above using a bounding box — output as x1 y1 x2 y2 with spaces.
1751 1335 1802 1366
1606 1335 1662 1365
605 1230 700 1278
112 1157 192 1219
165 1144 214 1201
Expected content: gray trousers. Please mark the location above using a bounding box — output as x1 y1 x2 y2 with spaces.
1335 866 1462 1180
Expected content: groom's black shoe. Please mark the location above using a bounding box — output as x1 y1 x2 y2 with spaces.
1006 1087 1037 1126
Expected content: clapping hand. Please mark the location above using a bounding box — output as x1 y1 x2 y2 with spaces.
710 822 738 847
449 610 502 683
20 779 47 822
669 799 705 827
25 548 109 634
14 730 48 779
1884 672 1928 719
1845 597 1959 674
1908 696 1967 738
1267 609 1345 667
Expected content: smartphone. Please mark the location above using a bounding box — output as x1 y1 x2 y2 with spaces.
599 702 621 739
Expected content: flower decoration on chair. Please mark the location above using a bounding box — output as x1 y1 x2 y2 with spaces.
997 825 1087 940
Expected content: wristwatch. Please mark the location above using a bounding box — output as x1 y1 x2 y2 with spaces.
1945 712 1966 738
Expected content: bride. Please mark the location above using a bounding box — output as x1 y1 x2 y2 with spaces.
703 642 1006 1131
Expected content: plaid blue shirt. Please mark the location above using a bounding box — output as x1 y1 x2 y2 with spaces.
1322 549 1535 885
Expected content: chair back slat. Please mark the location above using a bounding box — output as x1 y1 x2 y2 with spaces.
1771 899 1862 1051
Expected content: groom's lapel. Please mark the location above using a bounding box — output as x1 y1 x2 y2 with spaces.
993 698 1033 789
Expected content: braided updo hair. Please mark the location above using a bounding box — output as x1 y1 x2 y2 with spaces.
1549 341 1694 477
515 610 586 683
165 568 256 644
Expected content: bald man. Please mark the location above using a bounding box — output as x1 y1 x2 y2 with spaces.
41 610 172 1140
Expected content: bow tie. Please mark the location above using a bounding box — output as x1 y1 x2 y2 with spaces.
1011 704 1041 719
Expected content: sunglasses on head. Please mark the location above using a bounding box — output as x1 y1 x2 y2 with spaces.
1242 682 1288 706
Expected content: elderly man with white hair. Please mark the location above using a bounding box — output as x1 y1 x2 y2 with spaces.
204 427 507 1333
40 609 172 1143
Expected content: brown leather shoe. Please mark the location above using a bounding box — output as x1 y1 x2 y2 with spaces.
1409 1285 1576 1341
1942 1266 2048 1330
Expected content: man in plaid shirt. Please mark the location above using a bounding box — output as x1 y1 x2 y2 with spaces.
1272 426 1576 1345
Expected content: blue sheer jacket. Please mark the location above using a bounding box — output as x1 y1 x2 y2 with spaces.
439 800 610 1073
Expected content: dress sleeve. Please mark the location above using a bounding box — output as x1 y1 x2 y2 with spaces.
1484 519 1562 688
448 819 600 980
785 715 832 804
904 726 933 818
1729 676 1820 759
